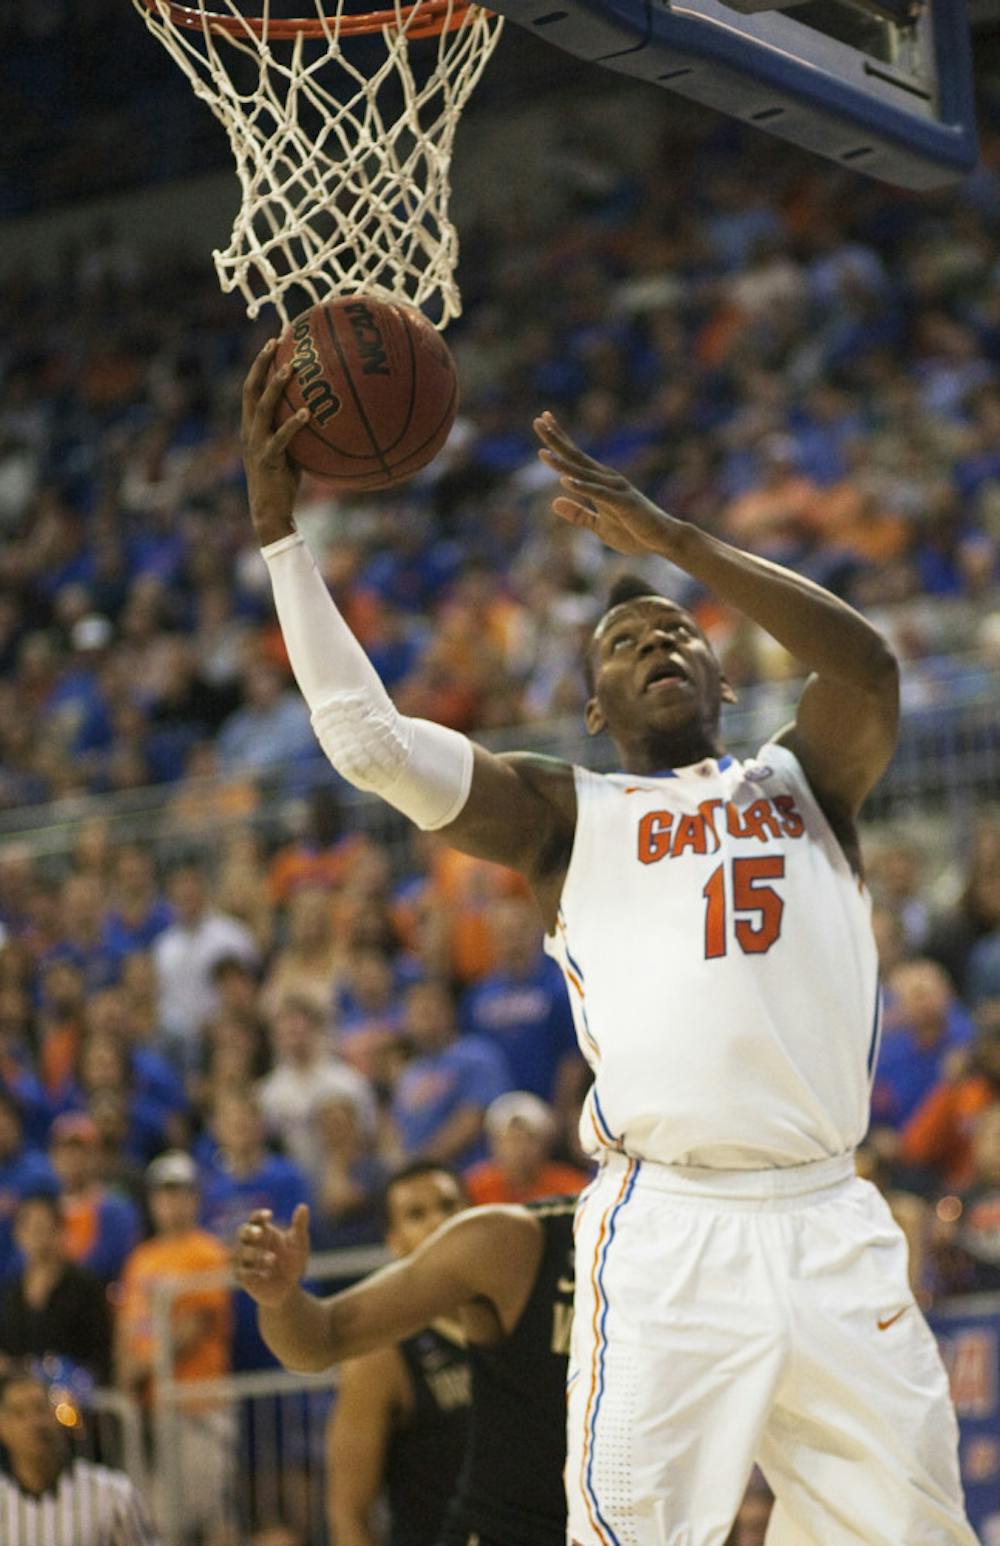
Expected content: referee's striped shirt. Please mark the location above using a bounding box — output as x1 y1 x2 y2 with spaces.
0 1458 159 1546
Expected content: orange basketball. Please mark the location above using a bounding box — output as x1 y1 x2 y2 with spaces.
270 295 458 491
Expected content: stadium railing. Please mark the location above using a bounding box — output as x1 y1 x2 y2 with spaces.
0 680 998 868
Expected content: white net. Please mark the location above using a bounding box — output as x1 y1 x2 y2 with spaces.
133 0 504 325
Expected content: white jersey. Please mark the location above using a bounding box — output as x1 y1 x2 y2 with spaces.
544 743 880 1169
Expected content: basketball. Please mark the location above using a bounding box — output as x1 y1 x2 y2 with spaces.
270 295 459 491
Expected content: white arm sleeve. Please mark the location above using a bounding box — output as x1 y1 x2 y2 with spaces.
262 533 473 830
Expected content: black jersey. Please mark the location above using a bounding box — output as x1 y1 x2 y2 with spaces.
386 1325 471 1546
444 1198 576 1546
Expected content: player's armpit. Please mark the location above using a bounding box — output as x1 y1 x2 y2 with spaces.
775 659 899 824
441 747 577 924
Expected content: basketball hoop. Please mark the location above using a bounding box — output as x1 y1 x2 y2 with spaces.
133 0 504 325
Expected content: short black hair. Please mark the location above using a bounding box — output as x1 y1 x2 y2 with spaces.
381 1160 466 1230
583 574 665 692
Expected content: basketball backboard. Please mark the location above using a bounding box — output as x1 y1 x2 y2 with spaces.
491 0 977 188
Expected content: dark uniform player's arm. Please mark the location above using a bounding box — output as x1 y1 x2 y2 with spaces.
534 414 899 825
327 1347 410 1546
234 1203 544 1372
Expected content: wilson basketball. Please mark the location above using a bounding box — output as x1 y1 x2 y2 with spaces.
271 295 458 491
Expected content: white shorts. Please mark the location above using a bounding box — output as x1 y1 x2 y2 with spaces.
568 1153 975 1546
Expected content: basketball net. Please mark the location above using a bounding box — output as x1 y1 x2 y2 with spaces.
133 0 504 326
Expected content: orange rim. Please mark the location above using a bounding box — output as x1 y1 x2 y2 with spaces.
142 0 482 36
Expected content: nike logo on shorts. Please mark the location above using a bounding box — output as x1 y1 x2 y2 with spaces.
877 1306 911 1331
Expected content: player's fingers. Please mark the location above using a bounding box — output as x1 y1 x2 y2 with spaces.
242 338 279 413
291 1202 311 1245
254 362 293 433
552 495 599 529
535 413 605 472
268 408 309 458
538 444 621 486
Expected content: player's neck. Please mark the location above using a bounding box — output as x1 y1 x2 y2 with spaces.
615 726 725 776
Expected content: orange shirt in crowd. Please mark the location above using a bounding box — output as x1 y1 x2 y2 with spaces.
118 1229 232 1391
465 1160 591 1207
898 1074 994 1189
393 845 528 984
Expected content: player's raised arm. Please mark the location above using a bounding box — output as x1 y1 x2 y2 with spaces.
241 344 576 911
234 1202 539 1371
534 411 899 824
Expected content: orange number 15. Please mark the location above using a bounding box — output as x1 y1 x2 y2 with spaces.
703 856 785 960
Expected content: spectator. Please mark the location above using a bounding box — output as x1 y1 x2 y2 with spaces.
259 886 343 1023
102 844 173 959
872 959 975 1130
926 825 1000 997
0 1367 160 1545
335 948 403 1084
69 1034 171 1167
256 996 375 1184
42 873 124 994
47 1112 141 1284
391 979 512 1170
215 659 313 774
117 1151 234 1542
466 1092 590 1205
200 1090 312 1370
153 862 258 1071
460 897 581 1104
932 1104 1000 1297
0 1193 110 1383
200 1091 312 1247
0 1091 56 1282
310 1091 385 1250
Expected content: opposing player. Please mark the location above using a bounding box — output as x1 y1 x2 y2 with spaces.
234 1189 575 1546
241 347 973 1544
325 1162 470 1546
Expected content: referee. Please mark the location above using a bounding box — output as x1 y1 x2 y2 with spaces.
0 1367 158 1545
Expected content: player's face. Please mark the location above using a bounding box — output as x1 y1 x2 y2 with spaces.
587 599 730 751
385 1172 466 1258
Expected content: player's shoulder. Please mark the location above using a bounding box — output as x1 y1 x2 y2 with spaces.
497 752 577 811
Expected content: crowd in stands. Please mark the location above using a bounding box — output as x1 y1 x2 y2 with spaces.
2 109 1000 812
1 51 1000 1545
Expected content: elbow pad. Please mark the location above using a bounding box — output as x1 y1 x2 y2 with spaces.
311 693 474 831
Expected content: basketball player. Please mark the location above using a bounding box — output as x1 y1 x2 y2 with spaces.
326 1162 470 1546
234 1188 575 1546
241 349 973 1543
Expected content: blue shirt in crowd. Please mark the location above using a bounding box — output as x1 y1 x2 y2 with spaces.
872 1002 976 1129
200 1152 313 1369
460 954 578 1103
392 1036 512 1170
0 1146 58 1280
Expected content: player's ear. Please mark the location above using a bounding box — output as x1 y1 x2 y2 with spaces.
584 695 605 736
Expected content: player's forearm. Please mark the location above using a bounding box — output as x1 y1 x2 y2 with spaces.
262 533 473 826
664 523 897 689
258 1285 344 1372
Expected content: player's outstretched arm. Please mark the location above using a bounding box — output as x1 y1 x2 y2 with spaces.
241 344 575 908
534 412 899 819
235 1202 540 1372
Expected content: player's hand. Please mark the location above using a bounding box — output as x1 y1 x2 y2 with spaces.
234 1204 311 1308
241 338 310 547
534 411 681 558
